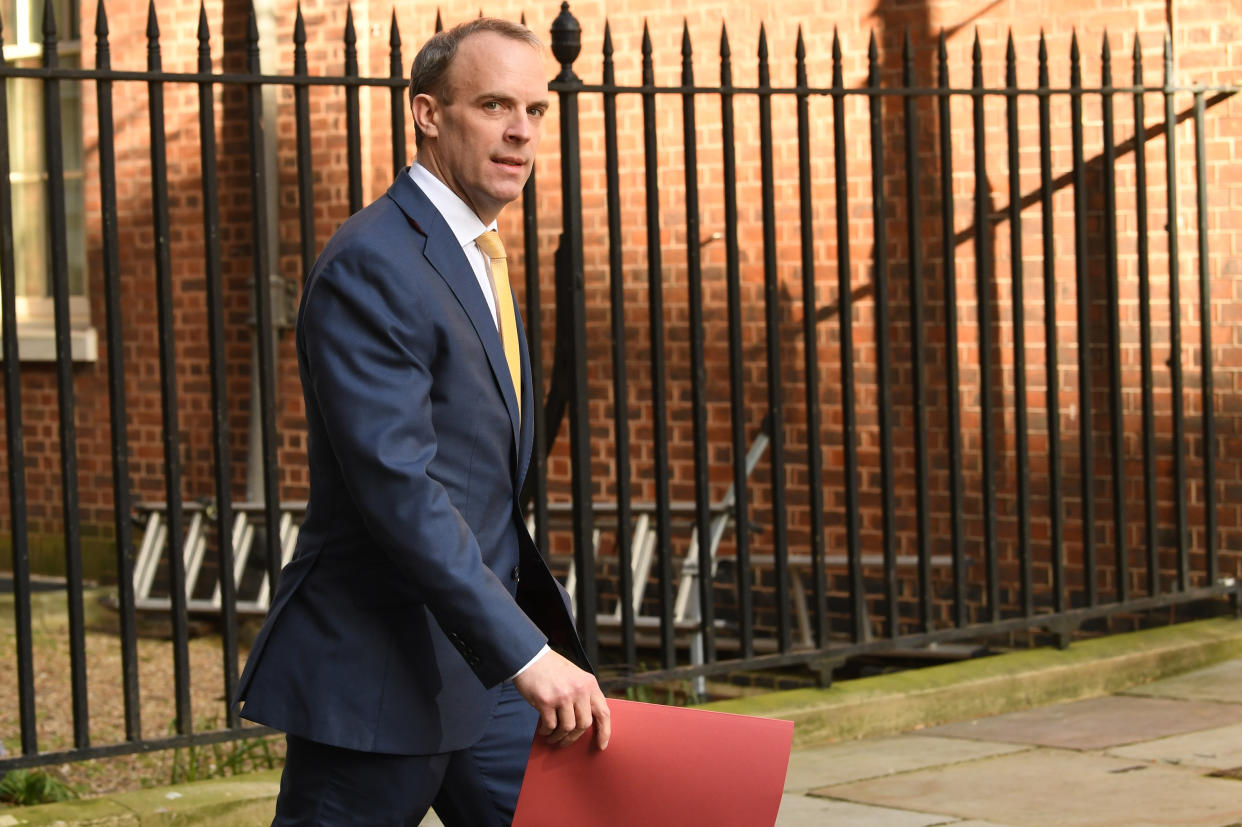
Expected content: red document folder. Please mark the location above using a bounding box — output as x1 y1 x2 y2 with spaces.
512 699 794 827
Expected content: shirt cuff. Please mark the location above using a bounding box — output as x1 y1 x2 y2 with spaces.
509 644 550 681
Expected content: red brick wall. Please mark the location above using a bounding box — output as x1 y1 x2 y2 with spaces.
1 0 1237 635
521 0 1242 632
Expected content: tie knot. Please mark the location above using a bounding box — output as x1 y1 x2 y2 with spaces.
476 230 506 261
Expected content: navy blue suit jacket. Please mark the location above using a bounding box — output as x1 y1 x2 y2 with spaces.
238 170 587 756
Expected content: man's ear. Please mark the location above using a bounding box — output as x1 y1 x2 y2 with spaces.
411 93 439 140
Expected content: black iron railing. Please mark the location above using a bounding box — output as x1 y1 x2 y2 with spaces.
0 0 1237 771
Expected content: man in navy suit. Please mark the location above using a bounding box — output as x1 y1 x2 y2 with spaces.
237 17 611 825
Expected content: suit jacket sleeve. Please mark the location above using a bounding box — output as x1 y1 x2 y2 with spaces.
298 237 547 688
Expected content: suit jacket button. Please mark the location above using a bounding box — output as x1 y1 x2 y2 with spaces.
511 566 520 582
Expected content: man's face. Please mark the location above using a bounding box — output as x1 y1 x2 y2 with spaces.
413 32 549 225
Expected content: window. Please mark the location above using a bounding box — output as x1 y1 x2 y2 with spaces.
3 0 95 361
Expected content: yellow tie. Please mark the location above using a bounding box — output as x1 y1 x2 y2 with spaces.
475 230 521 415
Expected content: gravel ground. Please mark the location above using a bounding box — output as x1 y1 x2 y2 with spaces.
0 591 284 800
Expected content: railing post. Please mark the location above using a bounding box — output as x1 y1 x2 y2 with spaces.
519 10 550 559
903 30 932 632
246 2 283 598
293 5 316 279
147 0 190 737
757 24 790 655
43 0 89 744
681 20 715 671
1038 32 1065 613
796 26 827 648
0 5 37 758
1133 37 1159 598
343 5 362 213
972 32 999 621
1163 33 1189 591
1070 32 1095 607
197 2 239 727
388 11 405 177
937 31 967 628
550 2 597 663
99 0 141 741
1193 89 1217 586
867 31 896 637
640 22 675 667
1101 33 1127 603
601 20 636 667
833 29 866 641
1005 31 1033 619
720 24 754 656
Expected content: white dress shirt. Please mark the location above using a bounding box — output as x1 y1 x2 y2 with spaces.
408 163 502 330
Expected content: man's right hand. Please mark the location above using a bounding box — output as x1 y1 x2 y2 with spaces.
512 650 611 751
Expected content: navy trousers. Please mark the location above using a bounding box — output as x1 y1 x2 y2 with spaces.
272 682 538 826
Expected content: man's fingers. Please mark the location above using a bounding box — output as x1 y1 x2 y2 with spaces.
552 692 610 750
561 697 591 746
574 697 591 732
537 706 557 737
548 701 576 744
593 695 611 751
549 696 593 747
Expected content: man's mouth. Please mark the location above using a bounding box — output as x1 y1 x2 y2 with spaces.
494 156 527 169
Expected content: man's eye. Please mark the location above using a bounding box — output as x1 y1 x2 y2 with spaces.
528 107 545 118
484 101 502 111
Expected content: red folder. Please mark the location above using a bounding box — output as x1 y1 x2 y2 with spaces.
513 699 794 827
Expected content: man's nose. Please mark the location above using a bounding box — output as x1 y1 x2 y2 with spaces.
505 113 533 142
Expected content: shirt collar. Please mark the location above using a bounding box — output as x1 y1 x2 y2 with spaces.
408 162 496 247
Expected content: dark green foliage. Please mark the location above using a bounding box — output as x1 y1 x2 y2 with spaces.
0 769 78 806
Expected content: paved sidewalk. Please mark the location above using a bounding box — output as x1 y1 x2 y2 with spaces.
776 655 1242 826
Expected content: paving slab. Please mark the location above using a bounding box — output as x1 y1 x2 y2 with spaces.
1124 656 1242 704
922 695 1242 750
816 748 1242 827
777 793 957 827
784 736 1028 791
1107 720 1242 770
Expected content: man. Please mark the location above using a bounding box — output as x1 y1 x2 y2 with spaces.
237 18 610 826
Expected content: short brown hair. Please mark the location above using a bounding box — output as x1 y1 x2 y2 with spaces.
408 18 543 147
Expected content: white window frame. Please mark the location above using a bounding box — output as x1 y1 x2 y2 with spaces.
2 0 96 363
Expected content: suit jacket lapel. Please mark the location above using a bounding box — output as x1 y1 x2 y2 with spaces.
386 171 523 461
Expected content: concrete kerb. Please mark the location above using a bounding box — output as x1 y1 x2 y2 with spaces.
3 617 1241 825
0 771 282 826
699 616 1242 748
